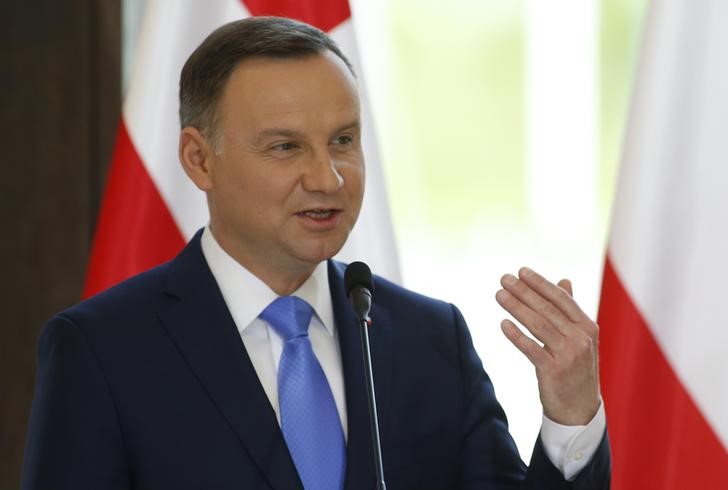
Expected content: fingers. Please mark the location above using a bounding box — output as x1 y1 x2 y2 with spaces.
495 284 566 347
498 271 574 339
516 268 586 322
557 278 572 297
497 267 598 351
500 319 552 366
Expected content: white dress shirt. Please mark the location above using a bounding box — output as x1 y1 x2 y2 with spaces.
200 227 348 437
200 226 604 479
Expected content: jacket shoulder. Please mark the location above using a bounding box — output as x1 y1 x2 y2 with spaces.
54 261 174 331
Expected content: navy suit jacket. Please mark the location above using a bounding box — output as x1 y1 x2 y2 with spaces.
22 231 610 489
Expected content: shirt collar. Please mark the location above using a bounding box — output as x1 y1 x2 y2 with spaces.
200 226 335 336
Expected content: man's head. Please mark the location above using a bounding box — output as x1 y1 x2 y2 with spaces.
179 16 354 150
178 17 365 294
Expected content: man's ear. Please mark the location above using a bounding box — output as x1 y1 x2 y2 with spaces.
179 126 216 191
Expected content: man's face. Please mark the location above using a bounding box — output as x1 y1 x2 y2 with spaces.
204 52 364 277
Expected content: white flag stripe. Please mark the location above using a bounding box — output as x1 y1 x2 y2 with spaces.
609 0 728 449
124 1 219 236
125 0 246 239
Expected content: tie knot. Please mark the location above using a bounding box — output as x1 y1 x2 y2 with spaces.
260 296 314 341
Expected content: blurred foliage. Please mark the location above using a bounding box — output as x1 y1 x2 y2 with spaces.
384 1 525 232
379 0 647 237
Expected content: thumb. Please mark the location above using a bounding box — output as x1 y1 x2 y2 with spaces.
557 278 573 297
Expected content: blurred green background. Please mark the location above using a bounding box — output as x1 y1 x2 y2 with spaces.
367 0 647 244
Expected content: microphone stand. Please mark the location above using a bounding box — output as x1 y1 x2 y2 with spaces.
358 316 386 490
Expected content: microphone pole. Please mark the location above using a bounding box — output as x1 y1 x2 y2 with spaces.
345 262 386 490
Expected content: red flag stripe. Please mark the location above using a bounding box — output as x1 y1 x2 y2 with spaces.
242 0 350 32
599 256 728 488
82 122 186 298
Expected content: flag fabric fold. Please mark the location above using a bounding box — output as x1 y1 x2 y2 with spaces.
598 0 728 487
84 0 399 298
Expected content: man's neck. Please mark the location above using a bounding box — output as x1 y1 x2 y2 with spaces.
254 266 316 296
207 226 318 296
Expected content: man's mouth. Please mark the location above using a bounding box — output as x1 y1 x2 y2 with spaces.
297 209 337 219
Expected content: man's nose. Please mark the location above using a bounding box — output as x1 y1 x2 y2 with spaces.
301 150 344 193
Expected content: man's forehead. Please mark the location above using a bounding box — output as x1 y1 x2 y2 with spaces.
219 53 361 130
223 53 359 105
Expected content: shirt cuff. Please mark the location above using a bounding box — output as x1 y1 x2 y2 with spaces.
539 400 606 481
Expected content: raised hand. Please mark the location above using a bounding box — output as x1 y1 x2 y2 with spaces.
495 267 600 426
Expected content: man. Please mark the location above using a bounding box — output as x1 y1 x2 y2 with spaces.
22 17 610 489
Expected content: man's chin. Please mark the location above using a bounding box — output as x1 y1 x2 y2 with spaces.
293 238 348 265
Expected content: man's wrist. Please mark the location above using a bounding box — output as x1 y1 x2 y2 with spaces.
540 398 606 480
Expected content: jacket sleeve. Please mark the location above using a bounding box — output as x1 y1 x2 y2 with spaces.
21 315 130 490
452 304 611 489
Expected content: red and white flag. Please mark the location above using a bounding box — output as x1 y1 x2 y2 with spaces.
83 0 399 298
598 0 728 487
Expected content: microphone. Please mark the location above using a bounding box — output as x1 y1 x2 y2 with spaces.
344 261 374 322
344 261 386 490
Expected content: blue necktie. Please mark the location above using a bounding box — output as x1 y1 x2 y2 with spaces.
260 296 346 490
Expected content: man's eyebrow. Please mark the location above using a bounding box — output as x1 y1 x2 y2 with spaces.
254 128 305 142
334 120 361 133
254 120 361 143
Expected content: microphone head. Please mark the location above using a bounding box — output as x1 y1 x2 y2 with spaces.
344 261 374 296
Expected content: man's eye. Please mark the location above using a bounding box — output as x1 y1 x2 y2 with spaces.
271 142 298 151
332 135 353 146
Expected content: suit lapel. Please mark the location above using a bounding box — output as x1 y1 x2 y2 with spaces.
328 261 393 490
158 233 302 490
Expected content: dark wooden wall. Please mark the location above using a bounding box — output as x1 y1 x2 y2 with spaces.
1 1 121 487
